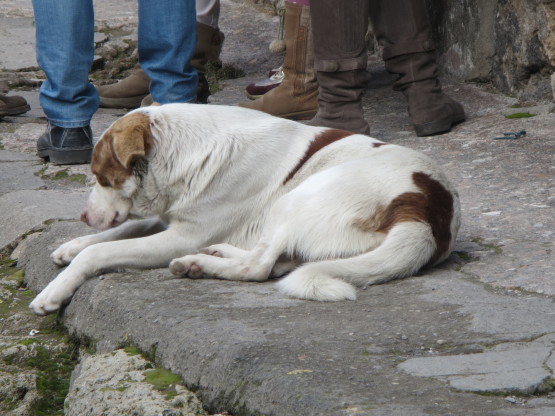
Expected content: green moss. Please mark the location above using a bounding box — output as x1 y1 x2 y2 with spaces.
452 251 475 262
18 338 38 346
51 171 69 180
471 237 503 254
6 269 25 287
504 112 536 119
27 345 79 416
206 62 245 95
144 368 182 390
123 345 142 356
69 174 87 184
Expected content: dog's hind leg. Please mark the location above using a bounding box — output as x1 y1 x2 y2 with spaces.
170 227 290 282
199 243 249 259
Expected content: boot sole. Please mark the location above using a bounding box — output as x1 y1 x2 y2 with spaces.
244 91 264 100
99 95 146 109
280 109 318 121
414 111 466 137
38 147 92 165
0 104 31 116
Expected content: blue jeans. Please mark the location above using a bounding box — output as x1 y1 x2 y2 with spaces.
32 0 198 128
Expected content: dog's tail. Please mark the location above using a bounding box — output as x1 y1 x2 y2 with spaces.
276 222 440 301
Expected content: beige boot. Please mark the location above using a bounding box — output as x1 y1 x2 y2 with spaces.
98 22 225 107
239 2 317 120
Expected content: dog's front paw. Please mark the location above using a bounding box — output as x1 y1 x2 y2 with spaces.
29 285 72 316
51 236 91 266
169 256 204 279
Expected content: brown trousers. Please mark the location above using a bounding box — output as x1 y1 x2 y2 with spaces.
310 0 437 85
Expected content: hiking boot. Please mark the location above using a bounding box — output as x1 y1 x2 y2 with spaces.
97 66 150 109
0 93 31 117
37 123 93 165
369 0 465 136
307 69 371 135
402 76 466 137
244 67 284 100
239 2 318 120
386 51 466 136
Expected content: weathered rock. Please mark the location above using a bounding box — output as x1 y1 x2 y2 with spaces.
429 0 555 101
65 349 221 416
0 369 40 416
399 338 555 394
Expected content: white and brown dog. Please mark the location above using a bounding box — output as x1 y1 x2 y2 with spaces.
30 103 460 315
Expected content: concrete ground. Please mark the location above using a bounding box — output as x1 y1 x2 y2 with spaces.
1 0 554 415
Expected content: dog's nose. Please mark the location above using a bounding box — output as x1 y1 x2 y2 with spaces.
80 211 89 225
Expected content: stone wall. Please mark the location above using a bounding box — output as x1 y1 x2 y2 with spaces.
429 0 555 101
256 0 555 101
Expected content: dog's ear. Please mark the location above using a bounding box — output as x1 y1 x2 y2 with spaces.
92 112 155 188
111 112 154 170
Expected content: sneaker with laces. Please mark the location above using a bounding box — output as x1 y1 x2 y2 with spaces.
36 123 93 165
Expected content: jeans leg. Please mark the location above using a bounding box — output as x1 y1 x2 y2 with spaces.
31 0 98 127
138 0 198 104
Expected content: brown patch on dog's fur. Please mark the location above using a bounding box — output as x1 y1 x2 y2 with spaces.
283 129 353 184
373 142 388 147
355 172 454 265
91 112 154 189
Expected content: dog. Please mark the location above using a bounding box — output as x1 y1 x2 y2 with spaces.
29 103 461 316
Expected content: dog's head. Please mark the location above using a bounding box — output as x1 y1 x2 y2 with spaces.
82 111 154 230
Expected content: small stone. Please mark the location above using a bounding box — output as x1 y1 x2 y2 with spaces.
436 339 446 345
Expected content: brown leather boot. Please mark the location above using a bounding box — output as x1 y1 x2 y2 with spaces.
98 22 225 107
305 0 371 134
239 2 318 120
97 66 150 108
307 69 371 134
388 52 465 136
0 93 31 117
369 0 465 136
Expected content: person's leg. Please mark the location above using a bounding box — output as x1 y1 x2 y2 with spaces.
239 0 318 120
98 0 223 107
369 0 465 136
32 0 98 127
138 0 198 104
306 0 371 134
193 0 225 103
196 0 220 28
32 0 96 164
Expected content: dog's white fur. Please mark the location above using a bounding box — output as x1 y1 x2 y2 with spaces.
30 103 460 315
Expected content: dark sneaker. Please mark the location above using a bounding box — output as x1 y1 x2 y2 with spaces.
0 93 30 117
37 123 93 165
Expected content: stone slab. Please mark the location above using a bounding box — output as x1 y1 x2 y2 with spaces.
0 189 87 250
0 156 44 196
17 221 555 416
399 346 553 393
0 15 37 70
